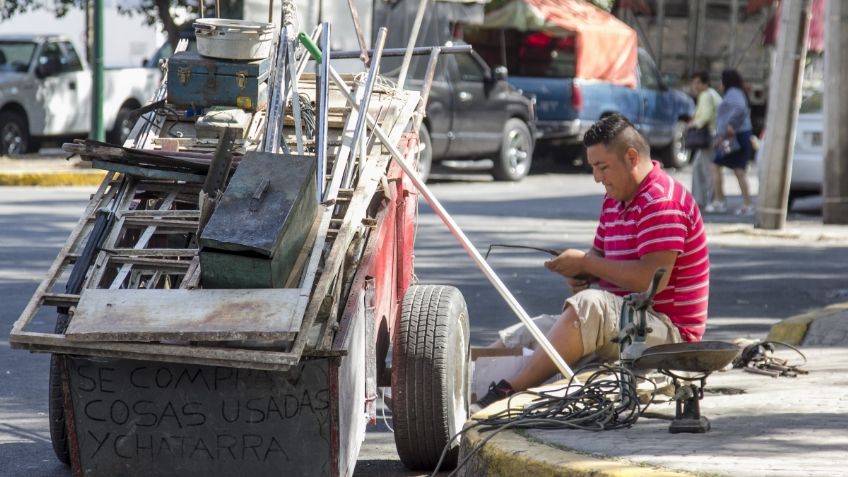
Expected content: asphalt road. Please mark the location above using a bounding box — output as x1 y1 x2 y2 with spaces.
2 162 846 476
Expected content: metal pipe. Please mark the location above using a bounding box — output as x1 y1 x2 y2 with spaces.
315 22 331 201
346 0 370 65
331 44 471 60
287 39 304 155
325 64 577 382
344 27 388 188
263 26 289 153
413 47 440 132
397 0 430 89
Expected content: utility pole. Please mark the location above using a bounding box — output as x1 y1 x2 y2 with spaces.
90 0 104 142
655 0 665 71
756 0 811 230
823 0 848 223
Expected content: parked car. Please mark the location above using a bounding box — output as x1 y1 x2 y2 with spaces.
400 41 537 182
0 34 159 154
788 91 823 206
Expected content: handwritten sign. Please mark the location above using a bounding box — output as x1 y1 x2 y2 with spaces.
66 356 333 476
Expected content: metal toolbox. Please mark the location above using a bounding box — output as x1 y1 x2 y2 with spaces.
199 152 318 288
167 51 270 111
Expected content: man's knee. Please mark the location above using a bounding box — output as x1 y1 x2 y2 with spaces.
564 289 619 357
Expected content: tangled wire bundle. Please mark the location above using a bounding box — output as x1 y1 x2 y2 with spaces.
431 364 651 477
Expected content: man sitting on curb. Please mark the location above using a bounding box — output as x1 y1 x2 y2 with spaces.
475 114 710 410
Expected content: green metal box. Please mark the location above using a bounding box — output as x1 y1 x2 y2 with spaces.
199 152 318 288
167 51 270 111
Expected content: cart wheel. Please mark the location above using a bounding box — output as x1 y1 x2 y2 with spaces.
392 285 470 471
49 313 70 466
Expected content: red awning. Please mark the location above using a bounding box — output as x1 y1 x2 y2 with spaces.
482 0 638 88
753 0 825 53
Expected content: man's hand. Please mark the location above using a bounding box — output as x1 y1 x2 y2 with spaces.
545 249 586 277
567 276 591 294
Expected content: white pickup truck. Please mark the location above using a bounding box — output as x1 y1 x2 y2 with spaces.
0 34 159 154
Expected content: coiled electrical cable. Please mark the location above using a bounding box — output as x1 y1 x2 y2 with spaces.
430 363 654 477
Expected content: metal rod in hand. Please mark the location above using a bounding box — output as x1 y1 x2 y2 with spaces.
315 22 331 201
344 27 387 188
325 65 578 382
397 0 430 90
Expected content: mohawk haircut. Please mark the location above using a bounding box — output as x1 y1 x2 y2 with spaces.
583 113 650 158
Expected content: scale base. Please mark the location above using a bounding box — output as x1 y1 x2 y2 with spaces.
669 416 711 434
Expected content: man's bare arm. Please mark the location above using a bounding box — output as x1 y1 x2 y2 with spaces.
547 249 677 293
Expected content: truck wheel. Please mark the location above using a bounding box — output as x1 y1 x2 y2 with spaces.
0 111 30 155
108 105 135 146
48 313 71 466
416 123 433 183
660 120 691 169
492 118 533 181
392 285 470 471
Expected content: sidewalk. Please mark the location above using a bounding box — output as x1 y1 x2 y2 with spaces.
458 304 848 477
0 151 105 186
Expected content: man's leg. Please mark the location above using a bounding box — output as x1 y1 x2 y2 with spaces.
506 306 584 392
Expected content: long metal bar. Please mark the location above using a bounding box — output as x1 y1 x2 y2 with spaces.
326 65 577 381
324 83 365 203
263 26 289 153
397 0 430 89
315 22 331 201
287 38 304 154
332 44 471 60
346 0 370 65
344 27 388 188
413 47 440 132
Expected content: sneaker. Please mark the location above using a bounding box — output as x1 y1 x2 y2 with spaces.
704 201 727 213
735 205 754 216
470 379 514 414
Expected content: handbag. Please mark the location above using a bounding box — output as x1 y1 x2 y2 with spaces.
716 135 741 157
684 126 712 149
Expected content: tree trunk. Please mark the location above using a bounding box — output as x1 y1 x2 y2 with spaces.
155 0 180 49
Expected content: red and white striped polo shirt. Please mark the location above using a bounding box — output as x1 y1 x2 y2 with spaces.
593 161 709 342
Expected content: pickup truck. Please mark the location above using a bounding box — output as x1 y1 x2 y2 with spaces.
402 42 537 182
0 35 159 154
508 46 694 168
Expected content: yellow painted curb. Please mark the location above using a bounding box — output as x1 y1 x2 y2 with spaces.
457 425 696 477
0 171 106 186
766 302 848 345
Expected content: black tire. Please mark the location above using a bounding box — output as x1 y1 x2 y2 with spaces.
492 118 533 181
392 285 470 471
49 313 71 466
0 110 30 155
108 104 135 145
659 120 691 169
416 123 433 183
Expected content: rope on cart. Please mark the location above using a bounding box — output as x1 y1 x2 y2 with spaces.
430 364 654 477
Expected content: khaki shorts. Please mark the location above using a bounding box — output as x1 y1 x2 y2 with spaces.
498 289 682 363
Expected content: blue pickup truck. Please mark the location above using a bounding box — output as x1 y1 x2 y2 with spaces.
511 48 694 168
467 29 695 168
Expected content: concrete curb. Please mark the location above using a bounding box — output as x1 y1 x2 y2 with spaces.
0 170 106 186
766 302 848 345
457 425 697 477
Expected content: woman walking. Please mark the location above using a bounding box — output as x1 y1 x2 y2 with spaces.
706 69 754 215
